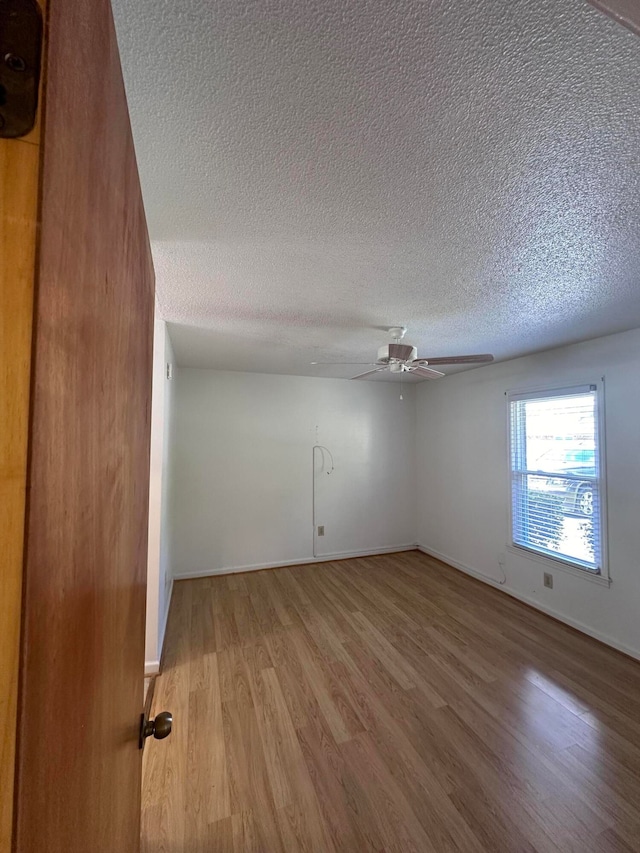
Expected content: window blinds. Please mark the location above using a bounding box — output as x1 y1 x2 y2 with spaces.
509 385 601 573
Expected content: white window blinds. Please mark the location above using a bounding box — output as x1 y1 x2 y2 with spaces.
509 385 603 573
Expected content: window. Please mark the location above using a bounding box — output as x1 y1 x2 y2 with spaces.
509 384 605 574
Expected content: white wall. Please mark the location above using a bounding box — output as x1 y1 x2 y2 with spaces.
170 370 416 577
415 327 640 658
145 317 176 673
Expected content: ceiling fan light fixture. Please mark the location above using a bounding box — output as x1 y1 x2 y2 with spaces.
312 326 493 381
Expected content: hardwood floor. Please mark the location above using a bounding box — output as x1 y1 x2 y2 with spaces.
142 551 640 852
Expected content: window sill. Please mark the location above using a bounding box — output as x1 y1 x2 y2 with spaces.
506 544 611 587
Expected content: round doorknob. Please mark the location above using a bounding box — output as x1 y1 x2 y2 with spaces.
141 711 173 744
151 711 173 739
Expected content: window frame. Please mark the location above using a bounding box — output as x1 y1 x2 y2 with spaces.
506 379 609 582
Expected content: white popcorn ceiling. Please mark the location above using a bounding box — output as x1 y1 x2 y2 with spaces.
112 0 640 378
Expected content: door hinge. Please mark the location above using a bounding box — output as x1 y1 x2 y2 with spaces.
0 0 43 138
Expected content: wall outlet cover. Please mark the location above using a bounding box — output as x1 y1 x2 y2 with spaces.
317 525 325 536
543 572 553 589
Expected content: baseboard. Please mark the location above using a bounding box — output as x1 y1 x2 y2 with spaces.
173 544 417 580
314 543 417 561
417 545 506 587
417 544 640 662
144 659 160 676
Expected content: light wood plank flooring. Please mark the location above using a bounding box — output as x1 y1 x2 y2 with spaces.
142 551 640 852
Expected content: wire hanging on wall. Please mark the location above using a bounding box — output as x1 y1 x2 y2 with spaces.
312 444 334 557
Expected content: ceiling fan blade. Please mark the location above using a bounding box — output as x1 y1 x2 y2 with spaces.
413 354 494 365
409 366 445 379
351 367 388 380
310 361 379 366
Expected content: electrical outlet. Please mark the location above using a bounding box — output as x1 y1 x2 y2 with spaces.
166 362 173 380
543 572 553 589
317 525 325 536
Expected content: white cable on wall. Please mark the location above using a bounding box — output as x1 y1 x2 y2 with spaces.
312 444 334 557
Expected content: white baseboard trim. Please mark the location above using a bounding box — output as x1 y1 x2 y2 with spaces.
417 544 640 662
417 544 506 587
145 660 160 676
173 544 417 581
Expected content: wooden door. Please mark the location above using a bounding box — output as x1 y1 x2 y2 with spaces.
0 2 43 847
9 0 155 850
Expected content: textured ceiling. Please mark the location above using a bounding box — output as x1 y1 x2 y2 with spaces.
112 0 640 378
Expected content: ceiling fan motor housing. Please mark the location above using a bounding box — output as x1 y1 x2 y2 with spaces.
377 343 417 364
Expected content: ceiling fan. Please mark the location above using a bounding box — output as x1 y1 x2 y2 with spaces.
311 327 494 380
